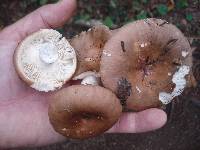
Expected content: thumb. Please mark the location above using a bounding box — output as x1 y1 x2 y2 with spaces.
0 0 77 42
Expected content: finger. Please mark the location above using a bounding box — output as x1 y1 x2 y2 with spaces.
107 108 167 133
0 0 77 42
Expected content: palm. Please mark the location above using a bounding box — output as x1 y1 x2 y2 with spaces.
0 0 167 148
0 39 59 147
0 39 42 100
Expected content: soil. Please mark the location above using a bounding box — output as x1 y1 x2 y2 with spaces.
0 0 199 150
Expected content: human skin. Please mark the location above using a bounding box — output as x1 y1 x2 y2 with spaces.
0 0 167 148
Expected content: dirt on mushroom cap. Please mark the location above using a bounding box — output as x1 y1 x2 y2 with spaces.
48 85 122 139
100 18 193 111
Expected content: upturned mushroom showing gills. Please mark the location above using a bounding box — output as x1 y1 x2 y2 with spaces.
48 85 122 139
14 29 77 92
100 18 193 111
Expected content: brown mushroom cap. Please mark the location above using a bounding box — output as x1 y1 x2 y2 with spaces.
70 25 112 76
48 85 122 139
100 18 192 111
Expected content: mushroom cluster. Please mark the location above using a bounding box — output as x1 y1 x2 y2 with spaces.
14 18 195 139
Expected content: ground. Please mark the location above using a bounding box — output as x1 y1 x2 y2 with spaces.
0 0 199 150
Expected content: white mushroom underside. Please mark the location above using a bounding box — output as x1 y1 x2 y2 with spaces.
73 71 101 86
181 51 189 57
18 29 77 92
81 75 100 86
73 71 100 80
159 65 190 105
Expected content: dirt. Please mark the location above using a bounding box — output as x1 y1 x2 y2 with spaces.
0 0 199 150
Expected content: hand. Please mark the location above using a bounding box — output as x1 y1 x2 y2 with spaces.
0 0 167 148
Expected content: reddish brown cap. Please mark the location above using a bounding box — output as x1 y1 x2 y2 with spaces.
100 18 193 111
70 25 111 76
48 85 122 139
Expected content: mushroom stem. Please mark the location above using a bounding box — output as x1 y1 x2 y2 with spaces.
38 42 58 64
81 75 101 86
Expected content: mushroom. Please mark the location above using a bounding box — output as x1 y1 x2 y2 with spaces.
70 25 112 76
14 29 77 92
100 18 193 111
48 85 122 139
